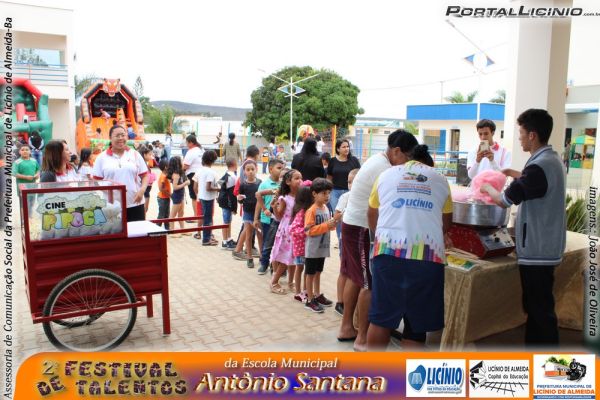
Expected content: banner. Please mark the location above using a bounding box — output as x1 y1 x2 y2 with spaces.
14 352 598 399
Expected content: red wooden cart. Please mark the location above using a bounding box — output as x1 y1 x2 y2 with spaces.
20 180 225 352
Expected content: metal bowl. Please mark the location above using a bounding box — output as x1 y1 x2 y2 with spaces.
452 200 509 227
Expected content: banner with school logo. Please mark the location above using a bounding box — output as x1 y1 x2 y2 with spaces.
406 359 466 397
533 354 596 399
469 359 530 398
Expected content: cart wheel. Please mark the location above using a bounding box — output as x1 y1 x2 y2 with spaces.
42 269 137 351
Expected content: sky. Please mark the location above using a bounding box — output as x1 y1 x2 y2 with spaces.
40 0 599 118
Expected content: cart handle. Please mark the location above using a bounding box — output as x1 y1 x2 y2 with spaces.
35 300 146 324
148 218 229 236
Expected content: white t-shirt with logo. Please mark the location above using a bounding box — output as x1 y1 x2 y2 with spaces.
183 146 204 175
342 152 391 228
193 166 219 201
92 148 149 208
369 161 452 264
466 143 512 179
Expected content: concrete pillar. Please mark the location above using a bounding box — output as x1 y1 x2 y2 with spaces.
591 112 600 187
504 0 572 170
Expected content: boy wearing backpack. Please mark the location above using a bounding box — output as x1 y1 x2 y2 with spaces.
218 157 239 250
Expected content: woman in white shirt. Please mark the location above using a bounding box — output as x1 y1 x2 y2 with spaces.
183 135 204 221
40 140 80 183
92 125 149 222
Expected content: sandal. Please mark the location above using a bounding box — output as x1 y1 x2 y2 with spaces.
288 282 295 290
270 283 286 295
193 233 201 239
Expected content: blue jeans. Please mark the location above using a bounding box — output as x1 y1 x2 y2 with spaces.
330 188 348 244
201 199 214 243
31 148 43 167
260 222 271 268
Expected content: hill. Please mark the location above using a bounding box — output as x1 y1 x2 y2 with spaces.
151 101 250 120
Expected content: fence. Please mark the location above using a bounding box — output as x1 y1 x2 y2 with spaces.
3 62 69 85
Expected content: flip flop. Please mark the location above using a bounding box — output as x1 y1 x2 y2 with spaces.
337 336 357 342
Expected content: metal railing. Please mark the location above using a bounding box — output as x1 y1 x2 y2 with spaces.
2 62 68 85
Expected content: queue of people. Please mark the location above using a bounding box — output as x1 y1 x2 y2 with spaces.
13 109 567 350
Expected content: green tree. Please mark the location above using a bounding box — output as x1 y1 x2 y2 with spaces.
404 121 419 135
15 49 48 66
444 90 478 103
145 106 176 133
245 66 363 141
489 89 506 104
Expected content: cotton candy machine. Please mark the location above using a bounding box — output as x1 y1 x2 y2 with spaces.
448 200 515 259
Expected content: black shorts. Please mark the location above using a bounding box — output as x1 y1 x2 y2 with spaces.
369 255 444 334
187 173 196 200
305 258 325 275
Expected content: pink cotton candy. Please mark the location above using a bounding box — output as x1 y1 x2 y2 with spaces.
470 170 507 204
451 187 471 202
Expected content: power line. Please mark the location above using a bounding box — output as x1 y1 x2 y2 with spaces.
361 68 507 92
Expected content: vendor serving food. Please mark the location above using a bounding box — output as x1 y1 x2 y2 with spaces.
366 144 453 350
467 119 512 179
480 108 565 346
92 125 149 222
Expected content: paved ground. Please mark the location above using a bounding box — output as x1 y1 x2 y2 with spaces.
11 166 584 367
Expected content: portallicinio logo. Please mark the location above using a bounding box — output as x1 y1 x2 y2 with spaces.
392 198 433 210
409 363 464 395
408 365 426 391
446 5 584 18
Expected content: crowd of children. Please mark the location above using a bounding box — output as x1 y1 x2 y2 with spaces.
12 131 357 316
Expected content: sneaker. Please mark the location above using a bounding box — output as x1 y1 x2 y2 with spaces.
232 251 248 260
315 293 333 307
246 259 255 268
257 264 268 275
305 298 324 313
252 248 260 258
294 292 307 303
334 302 344 316
222 240 236 251
227 239 237 247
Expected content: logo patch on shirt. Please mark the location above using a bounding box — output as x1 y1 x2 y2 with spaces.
403 172 428 182
392 198 434 210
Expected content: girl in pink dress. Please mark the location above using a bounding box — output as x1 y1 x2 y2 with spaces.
289 184 314 302
270 169 303 294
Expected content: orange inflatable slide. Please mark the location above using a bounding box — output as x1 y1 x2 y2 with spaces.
76 78 145 151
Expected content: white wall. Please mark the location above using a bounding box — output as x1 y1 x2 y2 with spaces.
1 0 76 145
48 98 74 147
568 0 600 86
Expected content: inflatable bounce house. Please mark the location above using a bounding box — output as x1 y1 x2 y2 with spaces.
0 77 53 150
76 78 145 151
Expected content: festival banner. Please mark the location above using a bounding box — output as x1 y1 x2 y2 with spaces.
13 352 599 399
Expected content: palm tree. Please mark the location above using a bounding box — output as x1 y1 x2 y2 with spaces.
74 74 99 101
146 106 176 133
444 90 478 103
489 89 506 104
